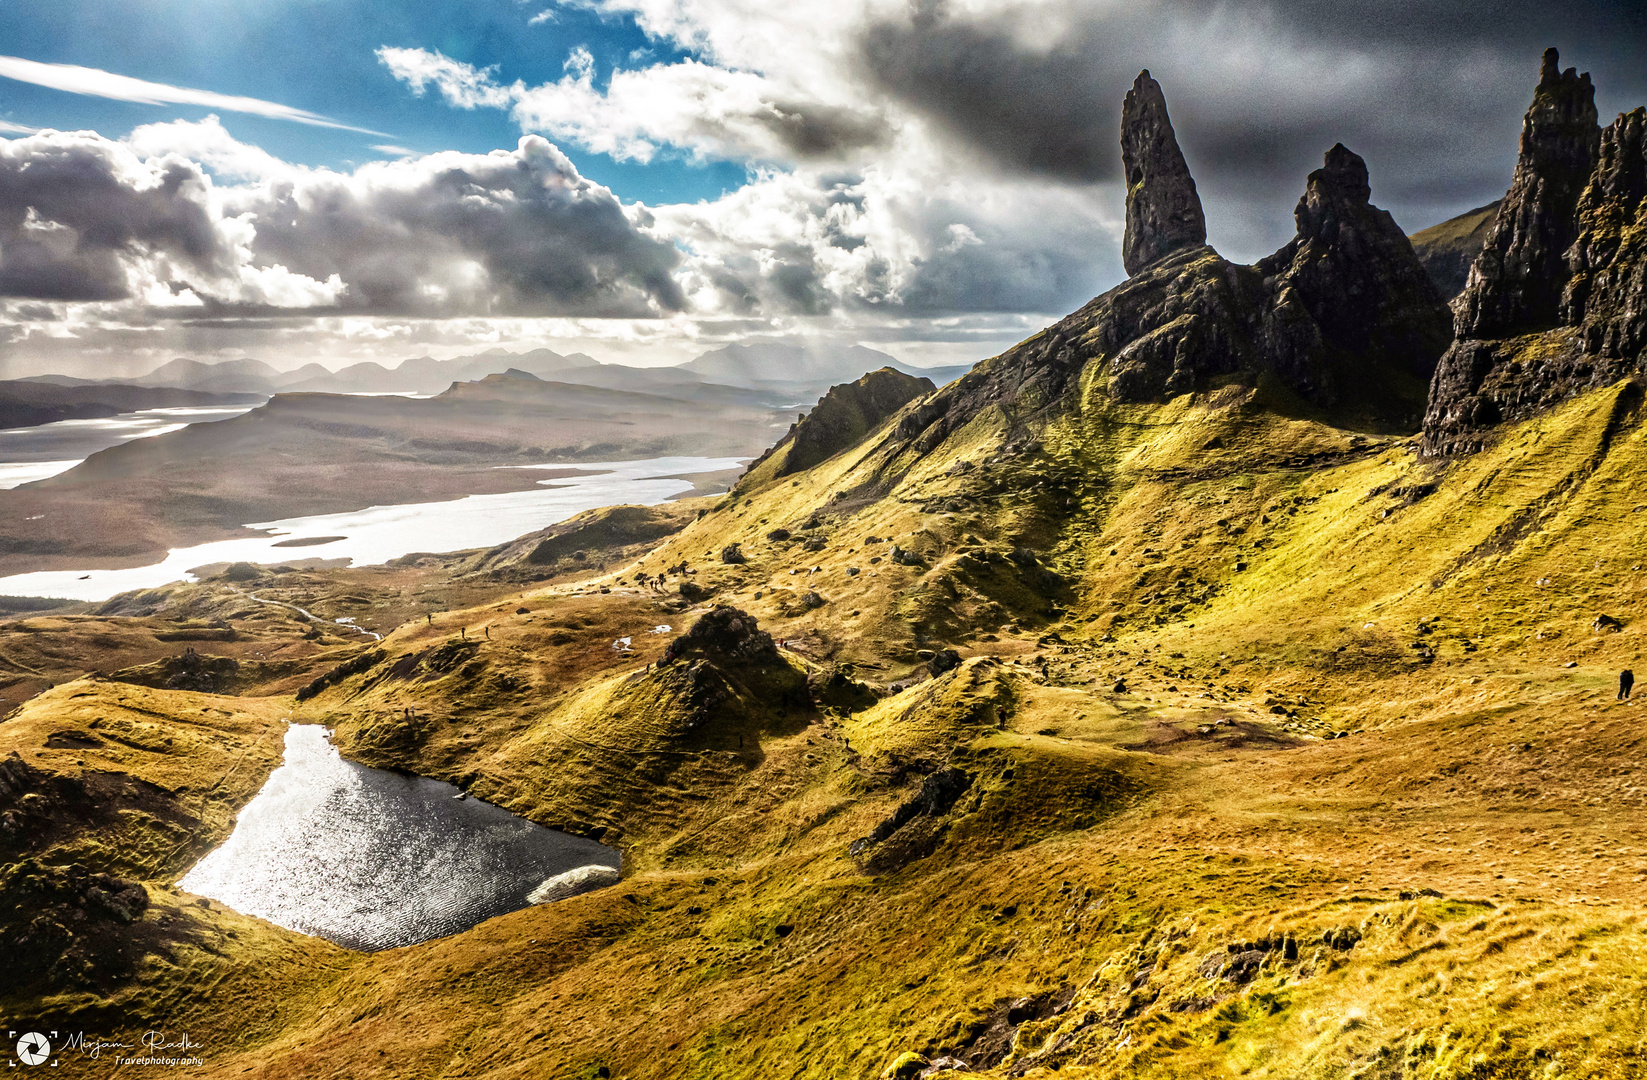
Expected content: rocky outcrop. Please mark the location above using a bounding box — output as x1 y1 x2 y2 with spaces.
1423 50 1647 456
1253 144 1453 403
892 124 1449 452
664 605 780 666
1453 49 1600 338
757 367 933 476
1562 107 1647 361
1121 70 1208 275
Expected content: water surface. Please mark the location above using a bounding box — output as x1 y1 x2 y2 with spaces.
180 725 619 951
0 454 743 601
0 403 261 483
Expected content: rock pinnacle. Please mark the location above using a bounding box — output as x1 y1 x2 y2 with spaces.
1121 70 1207 276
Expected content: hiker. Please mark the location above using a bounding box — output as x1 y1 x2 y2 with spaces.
1621 669 1635 701
485 626 490 640
426 613 432 625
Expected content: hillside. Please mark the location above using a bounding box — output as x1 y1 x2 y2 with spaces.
0 380 259 429
6 47 1647 1080
1409 200 1501 299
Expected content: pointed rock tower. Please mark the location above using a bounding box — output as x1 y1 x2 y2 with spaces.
1453 48 1600 338
1121 71 1208 275
1420 48 1647 456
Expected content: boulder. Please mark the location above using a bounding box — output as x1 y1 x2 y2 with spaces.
527 864 621 904
664 606 780 666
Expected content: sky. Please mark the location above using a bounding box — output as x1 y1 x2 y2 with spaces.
1 0 1644 380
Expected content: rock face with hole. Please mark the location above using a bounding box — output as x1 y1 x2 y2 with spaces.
1121 70 1207 276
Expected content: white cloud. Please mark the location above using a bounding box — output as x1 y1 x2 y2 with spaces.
0 55 382 134
377 44 887 166
0 119 39 136
375 47 517 110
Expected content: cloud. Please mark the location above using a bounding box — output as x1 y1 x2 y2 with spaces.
0 120 39 136
0 122 684 319
377 45 888 164
0 129 234 301
0 55 383 134
233 134 687 317
375 47 518 110
371 144 415 156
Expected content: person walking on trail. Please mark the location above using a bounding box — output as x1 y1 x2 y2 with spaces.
1620 669 1635 701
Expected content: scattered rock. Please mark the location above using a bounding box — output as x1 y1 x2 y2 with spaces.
720 543 747 564
927 649 962 677
1594 613 1624 633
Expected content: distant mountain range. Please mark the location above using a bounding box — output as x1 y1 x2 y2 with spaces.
18 343 973 404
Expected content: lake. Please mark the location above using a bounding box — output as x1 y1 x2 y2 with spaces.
179 725 621 951
0 403 263 488
0 454 744 601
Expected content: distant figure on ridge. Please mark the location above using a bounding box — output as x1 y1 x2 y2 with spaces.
1620 669 1634 701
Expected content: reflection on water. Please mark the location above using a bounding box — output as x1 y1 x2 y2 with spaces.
0 403 260 470
0 454 744 601
0 460 81 489
180 725 620 951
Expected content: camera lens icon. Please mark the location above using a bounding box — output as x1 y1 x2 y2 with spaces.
16 1032 51 1066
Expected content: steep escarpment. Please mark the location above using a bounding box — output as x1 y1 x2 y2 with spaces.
1408 199 1501 298
757 367 934 476
1422 49 1647 454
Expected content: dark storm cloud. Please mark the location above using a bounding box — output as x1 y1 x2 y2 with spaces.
0 130 685 318
0 132 230 300
239 136 685 317
858 0 1647 254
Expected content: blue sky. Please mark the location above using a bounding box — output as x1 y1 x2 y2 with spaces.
0 1 1643 378
0 0 747 203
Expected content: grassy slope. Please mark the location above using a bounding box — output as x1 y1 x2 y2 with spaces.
8 353 1647 1077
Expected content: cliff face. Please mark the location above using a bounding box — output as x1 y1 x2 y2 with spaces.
755 367 934 476
1453 49 1600 339
1422 50 1647 456
1563 108 1647 361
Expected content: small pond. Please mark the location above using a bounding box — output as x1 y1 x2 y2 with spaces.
180 725 619 951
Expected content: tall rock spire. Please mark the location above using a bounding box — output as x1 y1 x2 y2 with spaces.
1452 47 1600 337
1120 70 1207 276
